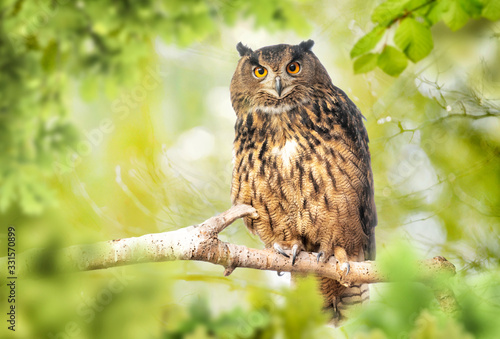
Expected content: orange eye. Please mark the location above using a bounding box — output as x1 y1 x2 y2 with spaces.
253 66 268 78
287 62 300 74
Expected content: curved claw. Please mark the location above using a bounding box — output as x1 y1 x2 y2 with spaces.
273 243 290 258
340 262 350 275
291 244 299 266
316 251 324 263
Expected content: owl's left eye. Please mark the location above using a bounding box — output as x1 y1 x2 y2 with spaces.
253 67 268 78
287 62 300 74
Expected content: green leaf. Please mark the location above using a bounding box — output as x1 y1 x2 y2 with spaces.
378 45 408 76
408 0 436 10
428 0 451 25
441 0 471 31
372 0 411 25
350 26 385 58
459 0 483 18
394 18 433 62
41 40 58 72
354 53 379 74
482 0 500 21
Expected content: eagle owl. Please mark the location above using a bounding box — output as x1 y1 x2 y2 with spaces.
230 40 377 322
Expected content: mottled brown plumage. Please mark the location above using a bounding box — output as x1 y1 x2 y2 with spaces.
230 40 377 322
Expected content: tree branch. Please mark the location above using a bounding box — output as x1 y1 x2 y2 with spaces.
5 204 458 311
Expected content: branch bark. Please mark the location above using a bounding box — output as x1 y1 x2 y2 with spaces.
5 204 458 311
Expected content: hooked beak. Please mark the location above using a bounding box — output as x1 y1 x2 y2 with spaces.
275 76 282 97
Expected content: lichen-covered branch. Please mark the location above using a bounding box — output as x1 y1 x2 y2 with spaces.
5 204 458 311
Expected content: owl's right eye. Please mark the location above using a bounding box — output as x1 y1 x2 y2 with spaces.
253 67 268 78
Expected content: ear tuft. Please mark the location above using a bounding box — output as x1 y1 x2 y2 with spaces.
236 42 253 57
298 39 314 52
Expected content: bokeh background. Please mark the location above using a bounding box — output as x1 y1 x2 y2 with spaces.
0 0 499 338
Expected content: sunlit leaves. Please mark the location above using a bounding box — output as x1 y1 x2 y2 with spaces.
351 26 385 58
371 0 411 25
441 0 472 31
351 0 499 76
482 0 500 21
354 53 379 74
410 311 475 339
0 0 314 215
378 45 408 76
161 280 325 339
394 18 433 62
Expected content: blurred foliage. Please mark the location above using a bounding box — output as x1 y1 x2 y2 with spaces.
0 0 499 338
351 0 500 75
343 243 500 339
162 277 326 339
0 0 312 215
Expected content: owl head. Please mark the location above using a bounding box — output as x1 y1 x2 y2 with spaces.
230 40 332 115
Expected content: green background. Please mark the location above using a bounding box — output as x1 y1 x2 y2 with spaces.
0 0 499 338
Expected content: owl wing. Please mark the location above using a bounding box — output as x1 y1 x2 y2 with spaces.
345 92 377 261
322 86 377 261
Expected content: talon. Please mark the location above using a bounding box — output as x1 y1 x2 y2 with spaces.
291 244 299 266
317 251 324 263
277 271 284 276
274 243 290 258
340 262 350 275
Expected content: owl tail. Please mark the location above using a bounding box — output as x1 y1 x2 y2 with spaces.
319 277 369 326
291 250 369 326
289 272 369 326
